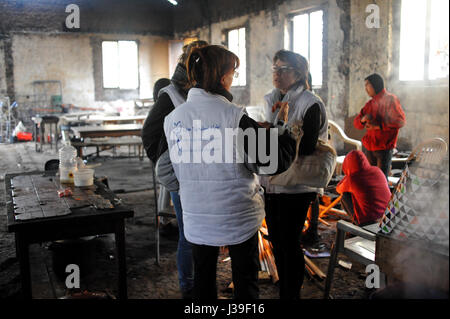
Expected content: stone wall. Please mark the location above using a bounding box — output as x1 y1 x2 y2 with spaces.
0 0 448 148
174 0 449 150
0 0 174 35
0 0 172 114
174 1 347 110
0 41 7 96
8 33 169 113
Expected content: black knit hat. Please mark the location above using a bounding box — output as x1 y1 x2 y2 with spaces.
365 73 384 95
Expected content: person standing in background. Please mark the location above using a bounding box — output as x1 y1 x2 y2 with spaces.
142 40 208 299
354 73 406 178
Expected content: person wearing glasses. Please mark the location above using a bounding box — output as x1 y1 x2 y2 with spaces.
163 45 297 299
259 49 328 299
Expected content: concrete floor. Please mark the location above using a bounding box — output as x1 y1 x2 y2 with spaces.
0 141 369 299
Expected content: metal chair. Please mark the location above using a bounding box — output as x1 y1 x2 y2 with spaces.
323 137 448 299
150 160 176 266
328 120 362 175
388 137 448 186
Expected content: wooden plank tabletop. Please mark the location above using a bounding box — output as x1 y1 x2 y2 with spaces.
5 171 134 233
84 115 147 124
71 124 143 138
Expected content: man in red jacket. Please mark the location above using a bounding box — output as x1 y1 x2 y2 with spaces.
354 73 406 178
336 150 391 226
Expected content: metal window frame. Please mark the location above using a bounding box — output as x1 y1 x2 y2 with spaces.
224 25 248 88
287 7 324 88
398 0 449 83
101 40 140 90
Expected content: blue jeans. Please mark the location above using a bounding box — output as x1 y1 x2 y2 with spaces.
170 191 194 293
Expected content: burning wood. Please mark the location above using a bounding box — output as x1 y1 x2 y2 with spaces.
305 263 316 277
258 220 279 283
319 205 348 218
303 194 349 233
318 217 331 227
319 194 343 218
304 256 326 280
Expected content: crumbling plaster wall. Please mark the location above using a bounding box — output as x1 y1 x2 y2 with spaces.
175 0 449 150
11 33 169 112
347 0 449 149
0 0 173 113
0 41 7 96
391 85 449 150
175 0 348 120
344 0 393 144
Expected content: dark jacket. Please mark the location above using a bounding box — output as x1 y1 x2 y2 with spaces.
142 93 175 163
142 64 189 164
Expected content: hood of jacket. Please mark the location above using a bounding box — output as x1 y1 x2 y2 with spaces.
171 63 189 98
342 150 371 176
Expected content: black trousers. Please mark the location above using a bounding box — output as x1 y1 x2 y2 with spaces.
264 192 317 299
191 232 259 299
363 147 393 179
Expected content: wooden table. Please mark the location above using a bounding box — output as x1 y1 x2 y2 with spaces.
5 171 134 299
71 124 142 139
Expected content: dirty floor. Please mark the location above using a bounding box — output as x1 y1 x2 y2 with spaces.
0 141 371 299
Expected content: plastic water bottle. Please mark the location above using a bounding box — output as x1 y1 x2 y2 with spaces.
59 141 78 184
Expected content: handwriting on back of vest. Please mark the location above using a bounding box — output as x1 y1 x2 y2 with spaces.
168 119 279 175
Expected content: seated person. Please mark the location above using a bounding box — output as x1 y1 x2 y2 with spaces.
336 150 391 226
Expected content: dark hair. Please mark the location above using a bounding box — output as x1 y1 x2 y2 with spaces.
179 40 209 64
364 73 384 95
186 45 239 93
273 49 310 90
153 78 171 102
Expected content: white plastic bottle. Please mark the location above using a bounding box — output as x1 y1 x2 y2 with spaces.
59 141 78 184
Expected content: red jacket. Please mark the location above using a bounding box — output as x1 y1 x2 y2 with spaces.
336 150 391 225
354 89 405 151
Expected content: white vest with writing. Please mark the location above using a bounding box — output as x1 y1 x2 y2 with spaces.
158 83 186 108
262 85 328 194
164 88 265 246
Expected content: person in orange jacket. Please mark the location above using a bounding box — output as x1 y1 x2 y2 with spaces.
354 73 406 178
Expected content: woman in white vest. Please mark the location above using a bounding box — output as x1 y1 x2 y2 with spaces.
164 45 297 299
260 50 328 299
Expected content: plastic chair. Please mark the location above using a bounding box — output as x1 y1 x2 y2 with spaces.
388 137 448 186
328 120 362 175
323 221 381 298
